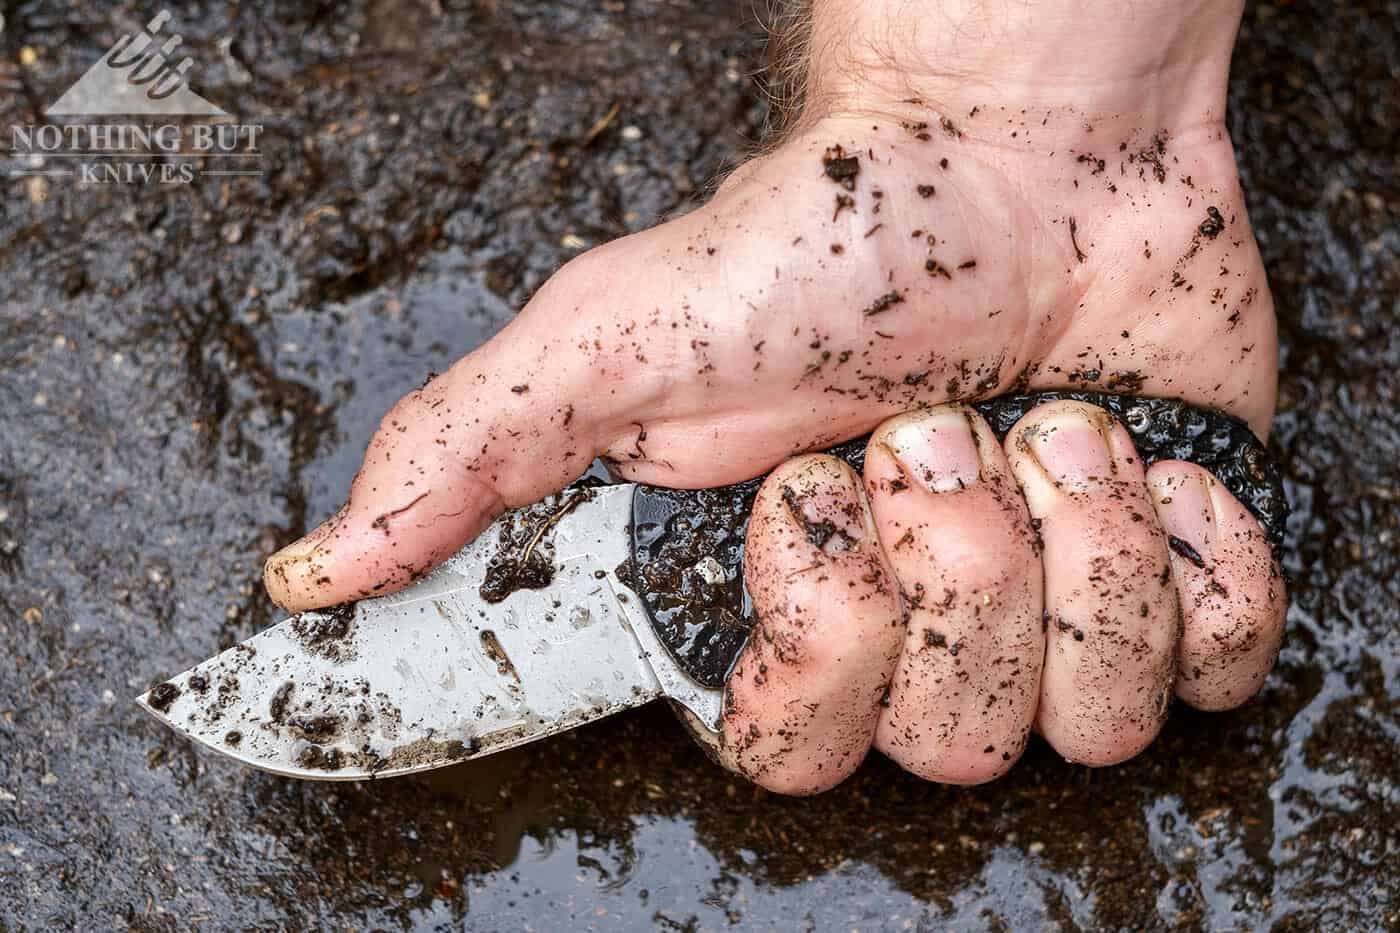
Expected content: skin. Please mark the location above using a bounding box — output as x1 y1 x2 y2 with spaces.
864 408 1043 784
1007 402 1181 766
264 0 1288 793
721 456 903 795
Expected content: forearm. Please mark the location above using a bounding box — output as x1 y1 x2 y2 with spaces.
776 0 1246 140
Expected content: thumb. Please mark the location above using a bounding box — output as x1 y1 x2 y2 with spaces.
263 258 629 611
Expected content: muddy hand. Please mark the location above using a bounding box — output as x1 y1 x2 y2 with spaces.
694 401 1285 794
265 0 1286 789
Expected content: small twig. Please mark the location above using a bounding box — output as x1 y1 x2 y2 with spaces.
519 491 588 567
581 101 621 146
1068 216 1087 263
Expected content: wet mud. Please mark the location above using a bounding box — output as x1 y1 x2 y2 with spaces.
288 602 358 662
0 1 1396 929
478 485 597 604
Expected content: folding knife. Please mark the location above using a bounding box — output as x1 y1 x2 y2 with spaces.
136 391 1287 781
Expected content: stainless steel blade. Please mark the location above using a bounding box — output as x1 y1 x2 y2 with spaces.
136 484 720 781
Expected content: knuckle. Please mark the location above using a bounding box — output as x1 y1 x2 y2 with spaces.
1183 599 1280 661
368 392 421 447
939 547 1025 600
753 604 824 669
538 246 601 299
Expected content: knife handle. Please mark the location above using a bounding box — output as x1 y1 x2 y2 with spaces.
628 391 1288 691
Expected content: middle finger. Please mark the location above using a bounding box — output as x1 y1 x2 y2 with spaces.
1005 400 1181 766
864 406 1045 784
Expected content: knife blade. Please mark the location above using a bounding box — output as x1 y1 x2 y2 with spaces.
135 484 720 781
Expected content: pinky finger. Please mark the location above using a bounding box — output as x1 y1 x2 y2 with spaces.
1146 462 1287 711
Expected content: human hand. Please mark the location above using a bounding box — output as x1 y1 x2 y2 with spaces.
264 0 1286 792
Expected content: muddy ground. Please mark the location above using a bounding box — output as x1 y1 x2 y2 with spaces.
0 1 1396 929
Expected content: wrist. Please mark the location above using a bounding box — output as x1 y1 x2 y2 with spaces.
790 0 1243 147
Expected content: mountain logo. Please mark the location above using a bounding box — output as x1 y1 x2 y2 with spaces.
45 10 227 117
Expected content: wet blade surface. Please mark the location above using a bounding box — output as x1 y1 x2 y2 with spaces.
136 485 661 780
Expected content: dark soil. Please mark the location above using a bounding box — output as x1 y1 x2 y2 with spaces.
287 602 357 662
478 486 595 604
0 1 1396 930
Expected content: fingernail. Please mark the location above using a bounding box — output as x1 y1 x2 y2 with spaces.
1023 408 1115 491
1149 469 1216 555
887 408 980 493
268 508 342 564
269 534 319 564
780 458 867 553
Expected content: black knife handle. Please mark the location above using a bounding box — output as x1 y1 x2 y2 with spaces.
628 391 1289 690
